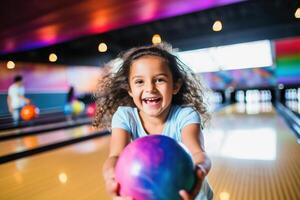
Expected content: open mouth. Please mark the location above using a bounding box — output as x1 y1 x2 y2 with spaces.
142 97 161 104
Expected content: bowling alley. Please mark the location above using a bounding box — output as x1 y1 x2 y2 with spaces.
0 0 300 200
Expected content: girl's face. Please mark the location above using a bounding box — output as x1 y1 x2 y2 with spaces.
128 55 181 119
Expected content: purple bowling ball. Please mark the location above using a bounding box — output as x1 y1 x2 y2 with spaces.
115 135 196 200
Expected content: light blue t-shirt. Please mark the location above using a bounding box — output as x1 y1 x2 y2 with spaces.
112 105 200 142
111 105 213 200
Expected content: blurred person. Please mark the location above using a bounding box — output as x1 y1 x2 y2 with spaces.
66 86 76 103
7 75 30 125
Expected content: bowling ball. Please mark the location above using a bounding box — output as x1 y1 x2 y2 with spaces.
20 104 39 121
64 103 73 115
72 100 85 115
86 103 96 117
115 135 195 200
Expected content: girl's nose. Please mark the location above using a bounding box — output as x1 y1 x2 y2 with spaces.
145 82 156 92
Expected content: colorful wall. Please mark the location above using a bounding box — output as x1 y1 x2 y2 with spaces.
0 62 102 93
275 37 300 85
200 36 300 90
0 62 105 114
200 67 276 90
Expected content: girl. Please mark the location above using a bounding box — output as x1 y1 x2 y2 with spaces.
94 43 213 200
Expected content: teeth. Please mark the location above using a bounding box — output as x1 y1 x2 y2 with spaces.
144 97 159 101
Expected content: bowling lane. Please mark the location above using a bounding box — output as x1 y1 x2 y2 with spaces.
0 117 91 139
205 102 300 200
0 136 111 200
0 124 99 157
1 102 299 200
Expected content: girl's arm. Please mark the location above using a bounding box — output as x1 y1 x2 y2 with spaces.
180 123 211 200
102 128 132 200
181 123 211 173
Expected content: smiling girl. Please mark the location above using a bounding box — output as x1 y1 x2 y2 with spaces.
94 43 213 200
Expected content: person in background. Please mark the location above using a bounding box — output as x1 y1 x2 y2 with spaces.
7 75 30 126
67 86 76 103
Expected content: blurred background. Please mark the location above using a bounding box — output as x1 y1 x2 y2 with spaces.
0 0 300 200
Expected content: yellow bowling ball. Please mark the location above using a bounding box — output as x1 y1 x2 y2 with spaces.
72 100 85 115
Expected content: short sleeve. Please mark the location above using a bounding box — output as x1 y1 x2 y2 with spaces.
178 107 201 131
111 107 131 133
8 85 15 96
8 86 12 96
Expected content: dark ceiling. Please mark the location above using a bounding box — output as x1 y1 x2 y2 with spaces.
0 0 300 66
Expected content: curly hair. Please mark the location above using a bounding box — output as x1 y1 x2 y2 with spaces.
93 43 211 129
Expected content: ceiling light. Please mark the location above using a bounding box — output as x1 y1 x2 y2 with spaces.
7 61 15 69
212 20 222 32
98 42 108 52
49 53 58 62
152 34 162 44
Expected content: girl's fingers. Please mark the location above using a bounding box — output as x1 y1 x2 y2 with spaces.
106 179 119 195
189 167 206 198
104 171 133 200
179 190 191 200
109 182 133 200
179 167 206 200
196 165 207 179
113 197 133 200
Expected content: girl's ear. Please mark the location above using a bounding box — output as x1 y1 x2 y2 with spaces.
128 89 133 97
173 79 182 95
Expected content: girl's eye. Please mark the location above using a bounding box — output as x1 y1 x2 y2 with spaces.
155 78 165 83
134 80 143 85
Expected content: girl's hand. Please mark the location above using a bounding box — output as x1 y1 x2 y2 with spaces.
179 165 206 200
104 169 133 200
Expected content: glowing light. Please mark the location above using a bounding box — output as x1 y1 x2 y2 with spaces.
37 25 58 43
89 11 110 34
278 83 284 90
7 61 15 69
177 40 272 73
58 172 68 184
140 1 157 21
212 20 222 32
295 8 300 19
205 126 277 161
98 42 108 52
152 34 162 44
0 0 243 54
220 192 230 200
220 128 276 160
49 53 58 62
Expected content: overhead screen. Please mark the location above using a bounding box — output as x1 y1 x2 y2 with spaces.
177 40 273 73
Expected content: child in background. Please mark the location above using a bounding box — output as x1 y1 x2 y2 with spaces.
66 86 76 103
94 43 213 200
7 75 31 126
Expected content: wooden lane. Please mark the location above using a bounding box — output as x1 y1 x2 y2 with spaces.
0 102 299 200
206 103 300 200
0 136 111 200
0 117 91 140
0 125 97 157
